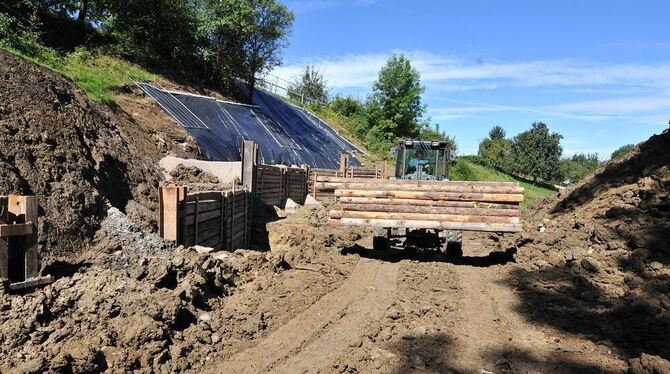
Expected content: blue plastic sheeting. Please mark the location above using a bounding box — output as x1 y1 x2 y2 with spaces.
138 83 362 169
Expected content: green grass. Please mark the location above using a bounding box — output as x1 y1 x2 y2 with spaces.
3 42 155 103
450 157 557 208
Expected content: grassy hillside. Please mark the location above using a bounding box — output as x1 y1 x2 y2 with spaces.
450 157 557 208
3 46 155 103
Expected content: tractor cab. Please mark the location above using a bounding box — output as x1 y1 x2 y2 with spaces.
393 140 453 181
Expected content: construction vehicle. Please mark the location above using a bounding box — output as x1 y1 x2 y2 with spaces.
327 140 524 256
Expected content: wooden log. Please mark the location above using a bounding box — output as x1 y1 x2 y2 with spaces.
337 197 519 209
334 190 524 203
317 176 519 186
329 210 519 224
316 182 523 194
329 218 522 233
338 203 519 217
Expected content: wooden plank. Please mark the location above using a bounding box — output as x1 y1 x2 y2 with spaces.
242 140 258 193
334 190 525 203
316 182 524 194
184 200 222 214
186 217 221 235
338 204 519 217
329 218 522 233
184 209 221 226
185 191 223 202
337 197 518 209
159 186 180 241
329 210 519 224
0 223 34 237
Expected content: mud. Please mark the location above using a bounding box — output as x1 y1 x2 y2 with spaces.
0 50 163 254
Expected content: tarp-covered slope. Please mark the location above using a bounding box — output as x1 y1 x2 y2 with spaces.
138 83 363 168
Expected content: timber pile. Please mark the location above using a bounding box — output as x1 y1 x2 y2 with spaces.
327 178 524 232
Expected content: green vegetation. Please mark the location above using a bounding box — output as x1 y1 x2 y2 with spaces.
611 144 635 160
478 125 512 169
450 157 557 208
509 122 564 184
4 45 154 103
288 65 330 104
1 0 294 102
560 153 600 184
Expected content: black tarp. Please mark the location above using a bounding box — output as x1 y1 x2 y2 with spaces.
138 83 363 168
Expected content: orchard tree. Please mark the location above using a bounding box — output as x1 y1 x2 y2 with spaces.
611 144 634 160
202 0 294 102
330 95 364 117
366 54 425 143
288 65 329 104
509 122 564 183
478 125 511 168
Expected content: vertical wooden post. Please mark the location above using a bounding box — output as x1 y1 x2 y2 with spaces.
7 195 39 280
312 172 318 200
241 140 259 194
219 193 225 250
193 196 200 246
340 153 350 177
159 186 186 242
302 165 310 203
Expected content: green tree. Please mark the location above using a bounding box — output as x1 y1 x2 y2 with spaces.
202 0 294 101
560 153 600 183
419 122 458 152
330 95 364 117
478 125 511 168
611 144 634 160
365 54 425 143
489 125 506 140
509 122 564 183
288 65 329 104
101 0 200 68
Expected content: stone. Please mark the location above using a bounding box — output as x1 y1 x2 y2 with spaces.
284 198 300 213
581 257 601 272
304 194 322 207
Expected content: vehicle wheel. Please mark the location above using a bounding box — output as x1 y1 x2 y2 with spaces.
373 235 390 251
373 227 390 251
442 230 463 257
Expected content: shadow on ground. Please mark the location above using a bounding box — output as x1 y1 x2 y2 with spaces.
507 264 670 361
341 244 516 267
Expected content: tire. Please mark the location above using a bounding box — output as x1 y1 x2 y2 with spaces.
373 235 390 251
442 230 463 257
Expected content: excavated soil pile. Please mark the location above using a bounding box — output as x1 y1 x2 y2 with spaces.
0 205 368 372
499 130 670 365
0 51 162 254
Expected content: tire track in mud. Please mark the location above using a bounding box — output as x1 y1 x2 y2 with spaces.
212 257 399 373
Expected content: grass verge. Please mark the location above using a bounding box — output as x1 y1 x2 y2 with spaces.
450 157 557 208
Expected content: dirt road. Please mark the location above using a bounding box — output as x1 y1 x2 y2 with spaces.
211 231 626 373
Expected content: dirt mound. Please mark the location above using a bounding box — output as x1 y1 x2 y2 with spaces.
169 164 219 184
499 130 670 361
0 50 162 254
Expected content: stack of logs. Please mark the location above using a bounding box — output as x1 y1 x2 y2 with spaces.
326 178 524 232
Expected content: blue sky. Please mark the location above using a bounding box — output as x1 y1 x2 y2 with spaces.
270 0 670 157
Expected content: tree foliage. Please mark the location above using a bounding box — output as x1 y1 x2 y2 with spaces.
611 144 634 160
201 0 294 100
489 125 506 140
478 125 511 168
330 95 364 117
509 122 564 183
560 153 600 183
288 65 329 104
365 54 425 145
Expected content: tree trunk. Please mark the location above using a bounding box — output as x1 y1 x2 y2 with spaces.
247 75 256 104
77 0 89 24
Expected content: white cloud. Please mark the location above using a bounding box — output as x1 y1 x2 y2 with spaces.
269 50 670 122
272 51 670 91
551 96 670 114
